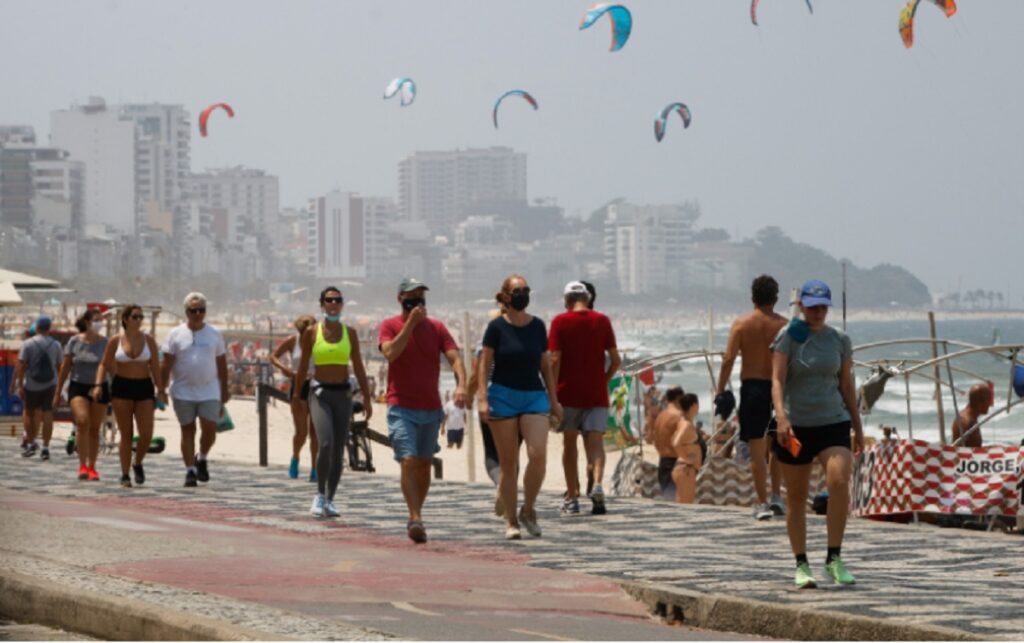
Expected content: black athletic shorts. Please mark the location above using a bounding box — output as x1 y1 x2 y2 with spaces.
658 456 677 491
739 379 773 442
290 380 311 402
68 381 111 405
111 376 155 402
772 420 852 466
24 386 56 412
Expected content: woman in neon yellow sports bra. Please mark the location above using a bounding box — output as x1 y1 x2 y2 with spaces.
294 286 372 519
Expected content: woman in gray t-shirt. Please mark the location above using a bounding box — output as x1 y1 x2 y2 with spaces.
54 309 110 481
770 279 863 590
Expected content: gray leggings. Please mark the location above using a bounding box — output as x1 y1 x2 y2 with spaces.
308 385 353 501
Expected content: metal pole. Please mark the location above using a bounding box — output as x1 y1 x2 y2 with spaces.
842 261 848 332
258 384 268 467
462 310 476 483
928 311 946 444
904 373 914 439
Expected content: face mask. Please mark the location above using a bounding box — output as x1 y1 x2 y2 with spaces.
402 297 425 311
324 313 341 322
91 321 104 333
509 292 530 311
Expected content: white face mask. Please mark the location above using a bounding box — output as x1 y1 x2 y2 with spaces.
91 321 104 334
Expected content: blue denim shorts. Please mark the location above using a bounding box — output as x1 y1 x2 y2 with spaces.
487 383 550 419
387 405 444 462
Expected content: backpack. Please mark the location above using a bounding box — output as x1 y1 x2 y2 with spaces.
28 337 56 382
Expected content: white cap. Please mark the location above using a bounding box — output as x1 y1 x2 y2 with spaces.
564 281 590 298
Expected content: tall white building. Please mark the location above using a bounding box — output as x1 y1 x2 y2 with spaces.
307 192 398 281
119 102 191 231
186 166 279 245
32 154 84 231
604 201 700 295
398 147 527 235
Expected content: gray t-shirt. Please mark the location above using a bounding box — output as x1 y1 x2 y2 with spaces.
19 335 64 391
770 324 852 427
66 335 108 384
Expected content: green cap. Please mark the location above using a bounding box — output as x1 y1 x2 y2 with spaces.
398 277 429 294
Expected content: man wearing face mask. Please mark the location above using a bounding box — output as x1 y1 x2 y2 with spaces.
379 278 467 544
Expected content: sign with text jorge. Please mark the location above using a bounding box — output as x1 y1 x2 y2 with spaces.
852 439 1024 518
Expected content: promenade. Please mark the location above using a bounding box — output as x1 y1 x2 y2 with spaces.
1 437 1023 640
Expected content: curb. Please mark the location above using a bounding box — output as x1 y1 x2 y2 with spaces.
0 571 278 641
618 580 988 641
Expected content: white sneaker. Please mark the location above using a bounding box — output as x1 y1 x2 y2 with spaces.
769 495 786 516
310 494 325 517
505 525 522 540
753 502 773 521
324 500 340 518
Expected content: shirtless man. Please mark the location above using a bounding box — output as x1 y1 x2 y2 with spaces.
653 386 685 500
951 383 994 447
717 275 787 520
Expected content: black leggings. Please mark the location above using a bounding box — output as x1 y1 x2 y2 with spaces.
309 385 353 501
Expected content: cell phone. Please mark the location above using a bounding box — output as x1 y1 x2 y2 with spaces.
786 434 802 458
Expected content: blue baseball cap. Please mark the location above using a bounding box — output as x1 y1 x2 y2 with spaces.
800 280 832 307
35 316 52 332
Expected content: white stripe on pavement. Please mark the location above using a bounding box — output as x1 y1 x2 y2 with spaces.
151 516 248 532
73 517 165 532
390 602 442 617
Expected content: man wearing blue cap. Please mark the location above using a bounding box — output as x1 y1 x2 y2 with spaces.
10 316 64 460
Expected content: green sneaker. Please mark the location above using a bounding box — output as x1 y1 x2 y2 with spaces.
825 557 856 585
794 562 818 589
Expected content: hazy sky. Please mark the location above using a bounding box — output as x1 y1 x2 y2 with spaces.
3 1 1022 303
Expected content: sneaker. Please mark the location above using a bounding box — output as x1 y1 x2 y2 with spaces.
505 525 522 540
561 496 581 516
309 468 317 483
324 500 340 518
590 484 607 515
40 447 50 461
78 464 89 481
288 457 299 479
770 495 785 516
87 467 100 482
753 502 773 521
795 562 818 589
310 494 326 517
132 463 145 485
22 443 38 458
120 474 132 488
184 469 198 488
495 495 505 518
518 507 542 537
825 557 856 585
407 520 427 544
195 457 209 483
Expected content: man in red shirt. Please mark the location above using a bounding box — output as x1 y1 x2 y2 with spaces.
549 281 621 515
379 278 467 544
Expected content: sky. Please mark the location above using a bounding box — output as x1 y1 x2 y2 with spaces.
2 0 1022 304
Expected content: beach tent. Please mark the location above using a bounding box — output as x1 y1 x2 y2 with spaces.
0 281 22 306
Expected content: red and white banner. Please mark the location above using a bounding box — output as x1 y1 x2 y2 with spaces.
852 439 1024 518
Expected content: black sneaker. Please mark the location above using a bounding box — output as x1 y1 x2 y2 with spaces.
590 484 607 515
133 463 145 485
120 474 132 488
40 447 50 461
22 443 38 458
195 458 209 483
184 469 198 487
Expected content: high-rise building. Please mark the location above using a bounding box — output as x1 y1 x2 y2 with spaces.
398 147 527 236
0 126 82 232
119 102 191 232
307 192 398 281
0 126 36 147
186 166 279 246
604 201 700 295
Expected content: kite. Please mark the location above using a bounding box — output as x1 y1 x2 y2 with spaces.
383 77 417 106
751 0 813 26
198 103 234 138
899 0 957 49
492 90 538 129
654 102 691 142
579 4 633 52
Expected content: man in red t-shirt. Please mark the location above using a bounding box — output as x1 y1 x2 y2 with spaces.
549 281 620 515
379 277 467 544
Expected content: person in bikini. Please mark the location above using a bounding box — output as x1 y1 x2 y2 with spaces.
653 386 685 499
671 393 706 504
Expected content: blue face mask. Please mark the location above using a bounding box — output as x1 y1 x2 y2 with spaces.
324 313 341 322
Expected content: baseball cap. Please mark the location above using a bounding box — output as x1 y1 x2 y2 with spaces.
35 316 52 332
563 281 590 298
397 277 429 294
799 280 832 307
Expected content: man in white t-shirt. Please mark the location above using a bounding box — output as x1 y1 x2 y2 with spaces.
158 292 229 488
440 391 466 449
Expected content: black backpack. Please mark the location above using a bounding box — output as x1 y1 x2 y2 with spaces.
28 337 57 382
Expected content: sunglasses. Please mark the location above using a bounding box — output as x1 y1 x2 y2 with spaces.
509 287 531 296
322 296 343 305
129 314 145 321
187 307 206 315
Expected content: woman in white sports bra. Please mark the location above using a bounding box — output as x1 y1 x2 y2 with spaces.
95 304 163 488
270 314 318 481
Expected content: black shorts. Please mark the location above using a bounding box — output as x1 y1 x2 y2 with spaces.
658 456 677 491
447 428 465 445
772 420 852 465
24 386 56 412
739 379 773 442
68 381 111 405
290 380 311 402
111 376 155 402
